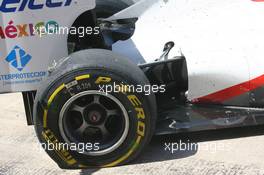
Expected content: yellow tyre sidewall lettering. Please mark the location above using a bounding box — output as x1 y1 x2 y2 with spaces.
42 129 77 166
103 94 146 167
42 74 91 167
128 95 146 137
95 76 112 84
42 74 146 167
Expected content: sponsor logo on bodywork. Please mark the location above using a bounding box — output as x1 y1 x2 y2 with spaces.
0 45 47 86
0 20 59 39
5 45 32 71
0 0 72 13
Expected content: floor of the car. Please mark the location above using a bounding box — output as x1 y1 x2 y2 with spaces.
155 101 264 135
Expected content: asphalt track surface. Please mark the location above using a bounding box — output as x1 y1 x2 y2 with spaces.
1 93 264 175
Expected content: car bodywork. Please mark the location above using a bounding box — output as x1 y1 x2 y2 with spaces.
0 0 96 92
110 0 264 134
1 0 264 134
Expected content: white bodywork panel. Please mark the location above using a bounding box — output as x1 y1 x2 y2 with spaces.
113 0 264 101
0 0 96 93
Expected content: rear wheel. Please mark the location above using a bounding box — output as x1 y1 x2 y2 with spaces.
33 49 156 168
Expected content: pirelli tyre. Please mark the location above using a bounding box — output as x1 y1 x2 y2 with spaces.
33 49 157 169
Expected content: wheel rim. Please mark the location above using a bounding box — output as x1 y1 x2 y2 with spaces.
59 91 129 156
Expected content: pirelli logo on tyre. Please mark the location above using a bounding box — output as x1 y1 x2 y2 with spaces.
128 95 145 137
42 129 77 166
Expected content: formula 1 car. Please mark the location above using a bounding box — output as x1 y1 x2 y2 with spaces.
1 0 264 169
